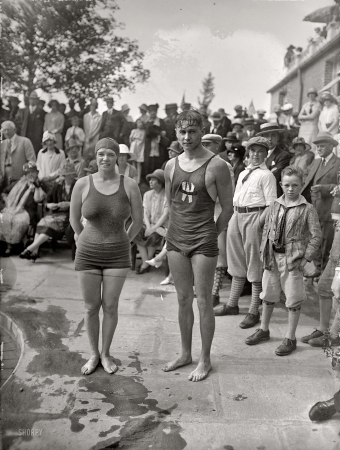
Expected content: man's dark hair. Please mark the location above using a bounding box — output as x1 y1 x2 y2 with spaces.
175 110 203 129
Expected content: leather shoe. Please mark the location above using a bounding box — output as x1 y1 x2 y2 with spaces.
212 295 220 308
301 329 323 344
309 398 337 421
275 338 296 356
136 265 150 275
308 335 340 347
239 312 260 329
214 304 239 316
245 328 270 345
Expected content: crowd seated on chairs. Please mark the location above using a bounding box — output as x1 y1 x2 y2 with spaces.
0 162 46 256
19 160 77 262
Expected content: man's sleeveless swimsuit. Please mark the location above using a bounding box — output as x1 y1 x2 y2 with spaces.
166 156 218 258
75 175 131 270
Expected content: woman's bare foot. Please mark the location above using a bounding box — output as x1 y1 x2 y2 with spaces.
101 355 118 374
81 355 100 375
162 354 192 372
188 360 212 382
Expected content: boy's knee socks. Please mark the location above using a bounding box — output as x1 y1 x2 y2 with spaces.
228 277 246 307
249 282 262 315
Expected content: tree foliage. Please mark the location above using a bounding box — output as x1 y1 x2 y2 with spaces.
197 72 215 109
1 0 150 100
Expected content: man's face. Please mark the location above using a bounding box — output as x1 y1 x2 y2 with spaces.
2 125 16 139
106 100 113 110
316 142 333 159
266 132 279 148
248 145 267 166
28 97 38 107
149 109 157 120
212 119 220 126
176 122 203 152
232 125 242 133
245 124 255 132
280 174 303 201
308 93 317 102
71 116 80 127
69 100 75 109
225 141 233 150
202 141 219 155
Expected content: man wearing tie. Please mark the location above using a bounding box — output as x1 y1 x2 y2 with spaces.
302 132 340 278
15 91 45 155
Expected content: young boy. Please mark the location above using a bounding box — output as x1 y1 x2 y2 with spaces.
246 166 321 355
214 136 277 328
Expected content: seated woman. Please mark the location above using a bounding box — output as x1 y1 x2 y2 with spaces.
20 161 77 261
133 169 168 274
36 131 66 193
290 136 314 172
0 162 46 256
118 144 138 182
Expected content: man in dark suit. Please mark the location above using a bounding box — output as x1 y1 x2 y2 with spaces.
301 132 340 276
211 111 229 151
14 91 45 155
256 122 291 196
99 96 125 143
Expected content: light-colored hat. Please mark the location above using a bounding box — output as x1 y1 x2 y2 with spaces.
231 119 244 129
244 117 255 125
42 131 57 143
121 104 130 113
256 123 285 135
313 132 338 147
246 136 270 152
60 160 77 176
291 137 311 151
281 103 293 112
146 169 165 185
118 143 133 159
28 91 39 100
320 92 337 104
202 134 222 144
234 104 243 111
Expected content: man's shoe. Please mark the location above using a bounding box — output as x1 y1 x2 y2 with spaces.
239 313 260 329
308 335 340 347
245 328 270 345
212 295 220 308
309 398 337 421
214 304 239 316
275 338 297 356
301 329 323 344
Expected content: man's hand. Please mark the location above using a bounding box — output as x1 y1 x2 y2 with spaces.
299 257 308 271
311 185 322 193
331 272 340 299
331 185 340 197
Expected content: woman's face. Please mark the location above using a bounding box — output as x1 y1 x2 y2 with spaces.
96 148 117 170
118 154 128 165
149 177 161 190
26 170 38 182
168 149 177 159
45 139 55 149
294 144 305 155
67 146 79 159
227 152 236 162
136 120 144 129
64 173 76 184
324 100 331 107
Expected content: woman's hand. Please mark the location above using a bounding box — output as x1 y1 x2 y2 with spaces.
47 203 59 210
58 201 70 210
299 258 308 271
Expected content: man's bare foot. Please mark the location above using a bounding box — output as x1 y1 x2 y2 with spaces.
188 361 212 382
162 355 192 372
101 355 118 374
81 355 100 375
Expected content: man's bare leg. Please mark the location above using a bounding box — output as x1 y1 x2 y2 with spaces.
188 254 217 382
162 250 194 372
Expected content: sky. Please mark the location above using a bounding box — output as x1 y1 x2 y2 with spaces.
108 0 333 118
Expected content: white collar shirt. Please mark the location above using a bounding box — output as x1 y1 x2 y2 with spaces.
233 162 277 207
322 153 333 165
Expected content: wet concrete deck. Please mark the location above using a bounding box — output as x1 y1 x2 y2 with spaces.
1 249 340 450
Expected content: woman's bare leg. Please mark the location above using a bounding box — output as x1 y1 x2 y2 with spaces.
25 233 50 252
77 269 102 375
101 267 129 373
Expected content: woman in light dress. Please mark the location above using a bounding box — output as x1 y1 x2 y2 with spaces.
318 92 339 136
298 87 321 151
44 99 65 150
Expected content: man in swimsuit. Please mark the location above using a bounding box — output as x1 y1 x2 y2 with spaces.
163 110 234 382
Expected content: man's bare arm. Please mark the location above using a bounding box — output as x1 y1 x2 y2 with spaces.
164 158 175 209
214 159 234 235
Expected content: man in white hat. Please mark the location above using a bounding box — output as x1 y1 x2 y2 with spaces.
15 91 45 155
301 132 340 278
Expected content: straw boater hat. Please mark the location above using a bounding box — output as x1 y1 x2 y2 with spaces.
246 136 270 152
202 134 222 144
244 117 255 125
60 160 77 176
167 141 183 154
281 103 293 112
118 144 133 159
291 137 311 152
42 131 57 143
256 123 285 136
146 169 165 185
313 132 338 147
